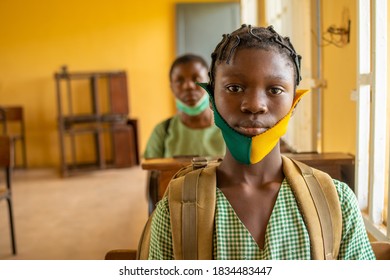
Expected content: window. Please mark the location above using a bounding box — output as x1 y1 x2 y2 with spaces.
356 0 389 241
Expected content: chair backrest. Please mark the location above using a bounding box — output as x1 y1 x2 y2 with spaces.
108 72 129 115
104 249 137 260
0 135 12 168
0 106 25 136
0 107 6 134
1 106 24 122
107 242 390 260
371 241 390 260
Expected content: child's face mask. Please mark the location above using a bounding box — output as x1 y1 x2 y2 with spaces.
198 83 309 164
175 93 210 116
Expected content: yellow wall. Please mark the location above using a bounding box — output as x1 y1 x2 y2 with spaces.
322 0 357 154
0 0 237 168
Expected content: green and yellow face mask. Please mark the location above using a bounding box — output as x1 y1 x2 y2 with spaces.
198 83 309 165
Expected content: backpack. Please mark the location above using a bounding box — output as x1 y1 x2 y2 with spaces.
137 155 390 260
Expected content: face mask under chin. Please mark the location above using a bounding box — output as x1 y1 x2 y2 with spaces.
175 93 210 116
197 82 309 164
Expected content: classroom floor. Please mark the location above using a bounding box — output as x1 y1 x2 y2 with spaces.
0 165 149 260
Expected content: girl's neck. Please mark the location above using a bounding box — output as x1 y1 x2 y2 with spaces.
179 109 213 129
217 144 284 188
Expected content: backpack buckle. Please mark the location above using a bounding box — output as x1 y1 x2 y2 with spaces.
192 157 208 169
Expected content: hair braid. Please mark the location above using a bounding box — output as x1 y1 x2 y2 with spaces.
208 24 302 88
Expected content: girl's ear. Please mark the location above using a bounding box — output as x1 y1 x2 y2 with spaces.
291 101 300 117
209 97 214 111
169 81 175 93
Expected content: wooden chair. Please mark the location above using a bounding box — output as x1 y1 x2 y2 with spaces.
0 135 17 255
0 106 27 169
371 241 390 260
104 249 137 260
104 243 390 260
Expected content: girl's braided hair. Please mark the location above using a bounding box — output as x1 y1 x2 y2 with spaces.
209 24 302 88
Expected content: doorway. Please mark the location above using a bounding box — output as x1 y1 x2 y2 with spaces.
176 2 241 65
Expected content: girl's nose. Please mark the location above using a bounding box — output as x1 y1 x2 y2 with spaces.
182 79 197 89
240 90 268 114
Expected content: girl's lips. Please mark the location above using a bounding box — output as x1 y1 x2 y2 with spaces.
237 126 268 137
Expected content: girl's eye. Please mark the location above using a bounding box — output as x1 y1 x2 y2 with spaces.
193 75 202 82
269 87 283 95
226 85 243 93
173 77 184 85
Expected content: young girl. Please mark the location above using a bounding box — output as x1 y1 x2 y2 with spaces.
143 54 225 159
146 25 375 260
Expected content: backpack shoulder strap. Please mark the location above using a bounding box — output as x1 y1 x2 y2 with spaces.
136 211 153 259
160 117 173 157
137 161 218 260
281 155 342 260
136 162 201 260
168 158 220 259
163 117 172 134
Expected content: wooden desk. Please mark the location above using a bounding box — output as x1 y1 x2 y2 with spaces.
142 153 355 213
283 153 355 189
142 157 193 213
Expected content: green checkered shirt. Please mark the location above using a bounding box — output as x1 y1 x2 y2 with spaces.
148 179 375 260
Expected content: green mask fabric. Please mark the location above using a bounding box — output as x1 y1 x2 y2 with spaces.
175 94 209 116
198 82 308 165
198 83 251 163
